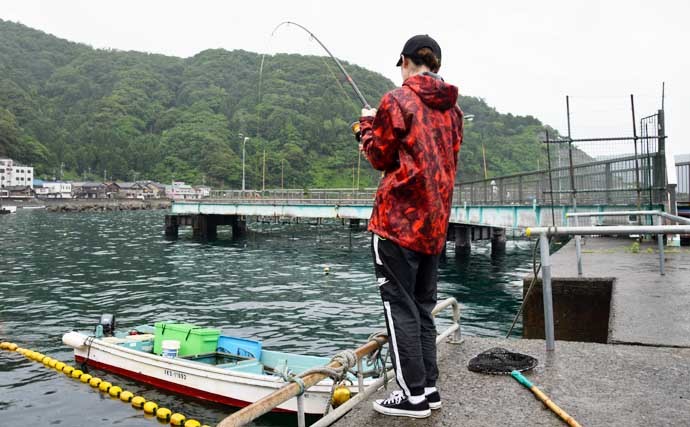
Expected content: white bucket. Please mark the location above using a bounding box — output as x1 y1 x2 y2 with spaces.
161 340 180 358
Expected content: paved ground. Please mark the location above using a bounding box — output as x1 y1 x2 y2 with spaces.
548 237 690 347
334 336 690 427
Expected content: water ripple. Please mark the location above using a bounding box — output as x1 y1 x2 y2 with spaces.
0 209 535 426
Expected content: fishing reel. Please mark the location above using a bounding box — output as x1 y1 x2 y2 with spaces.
350 121 361 142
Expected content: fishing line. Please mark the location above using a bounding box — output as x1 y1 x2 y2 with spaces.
267 21 371 108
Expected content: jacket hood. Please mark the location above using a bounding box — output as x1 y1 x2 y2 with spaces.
403 73 458 110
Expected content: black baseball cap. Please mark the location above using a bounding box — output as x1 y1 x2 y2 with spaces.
396 34 442 66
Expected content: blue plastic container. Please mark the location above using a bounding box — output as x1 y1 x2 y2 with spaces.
217 336 262 359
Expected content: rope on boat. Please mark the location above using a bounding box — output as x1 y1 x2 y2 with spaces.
0 341 210 427
298 349 358 383
366 330 390 389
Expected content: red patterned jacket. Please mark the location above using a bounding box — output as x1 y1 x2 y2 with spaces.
360 73 463 255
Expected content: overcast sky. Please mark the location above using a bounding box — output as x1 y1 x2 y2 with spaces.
2 0 687 180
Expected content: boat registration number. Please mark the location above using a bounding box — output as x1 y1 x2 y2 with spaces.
164 369 187 380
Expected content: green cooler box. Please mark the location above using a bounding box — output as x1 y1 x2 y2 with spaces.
153 322 220 356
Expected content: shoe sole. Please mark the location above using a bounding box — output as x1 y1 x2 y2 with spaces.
373 402 431 418
429 401 442 410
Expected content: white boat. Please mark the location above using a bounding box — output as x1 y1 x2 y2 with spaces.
0 205 17 214
23 205 46 210
62 324 379 415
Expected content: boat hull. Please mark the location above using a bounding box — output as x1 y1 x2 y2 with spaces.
64 332 339 414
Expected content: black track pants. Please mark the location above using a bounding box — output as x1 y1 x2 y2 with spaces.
371 234 439 397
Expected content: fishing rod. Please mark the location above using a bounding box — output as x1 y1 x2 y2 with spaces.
270 21 371 109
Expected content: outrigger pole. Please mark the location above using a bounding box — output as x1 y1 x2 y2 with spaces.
271 21 371 108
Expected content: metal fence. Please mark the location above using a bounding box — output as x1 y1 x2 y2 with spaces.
456 110 667 208
209 188 377 205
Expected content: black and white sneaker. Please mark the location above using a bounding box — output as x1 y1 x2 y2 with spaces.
373 390 431 418
425 390 442 410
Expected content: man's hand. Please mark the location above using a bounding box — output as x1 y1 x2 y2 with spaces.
361 107 377 118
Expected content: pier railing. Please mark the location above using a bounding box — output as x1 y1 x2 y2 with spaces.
209 188 377 205
217 297 461 427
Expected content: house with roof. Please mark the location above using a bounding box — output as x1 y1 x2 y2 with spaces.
108 182 146 199
72 182 108 199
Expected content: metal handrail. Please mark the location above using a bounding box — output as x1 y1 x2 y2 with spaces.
564 211 690 275
217 297 462 427
566 210 690 225
525 224 690 352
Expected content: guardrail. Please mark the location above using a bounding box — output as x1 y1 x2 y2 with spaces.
525 224 690 352
564 210 690 276
217 297 462 427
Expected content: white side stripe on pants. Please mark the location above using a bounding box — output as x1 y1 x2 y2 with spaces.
383 300 411 397
373 234 383 265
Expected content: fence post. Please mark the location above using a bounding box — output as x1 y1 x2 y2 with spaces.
656 109 667 205
655 216 665 276
539 232 555 351
518 175 524 204
605 163 612 204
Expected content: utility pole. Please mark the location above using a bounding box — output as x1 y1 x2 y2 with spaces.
262 148 266 192
239 134 250 192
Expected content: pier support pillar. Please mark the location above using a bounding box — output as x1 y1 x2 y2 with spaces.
454 226 472 256
231 216 248 238
349 219 361 229
491 228 507 256
164 215 179 239
192 214 217 240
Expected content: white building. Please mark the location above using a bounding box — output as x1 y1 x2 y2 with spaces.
195 185 211 198
42 181 72 198
165 181 199 200
0 158 34 189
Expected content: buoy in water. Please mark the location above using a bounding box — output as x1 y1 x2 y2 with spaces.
71 369 84 379
143 401 158 414
99 381 112 393
108 386 123 398
156 407 172 421
170 413 186 426
324 266 330 274
119 390 134 402
184 420 201 427
89 377 102 387
62 366 75 375
54 362 66 371
131 396 146 409
80 374 92 383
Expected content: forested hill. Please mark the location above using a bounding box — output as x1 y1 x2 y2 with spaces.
0 19 552 188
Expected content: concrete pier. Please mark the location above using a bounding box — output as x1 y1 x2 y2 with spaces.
334 237 690 426
335 337 690 426
523 237 690 347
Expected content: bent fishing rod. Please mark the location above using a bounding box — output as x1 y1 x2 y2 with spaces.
271 21 371 109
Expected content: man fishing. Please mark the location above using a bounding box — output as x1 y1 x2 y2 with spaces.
358 34 463 418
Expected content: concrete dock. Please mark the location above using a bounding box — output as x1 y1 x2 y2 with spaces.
335 237 690 426
335 337 690 426
547 237 690 347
